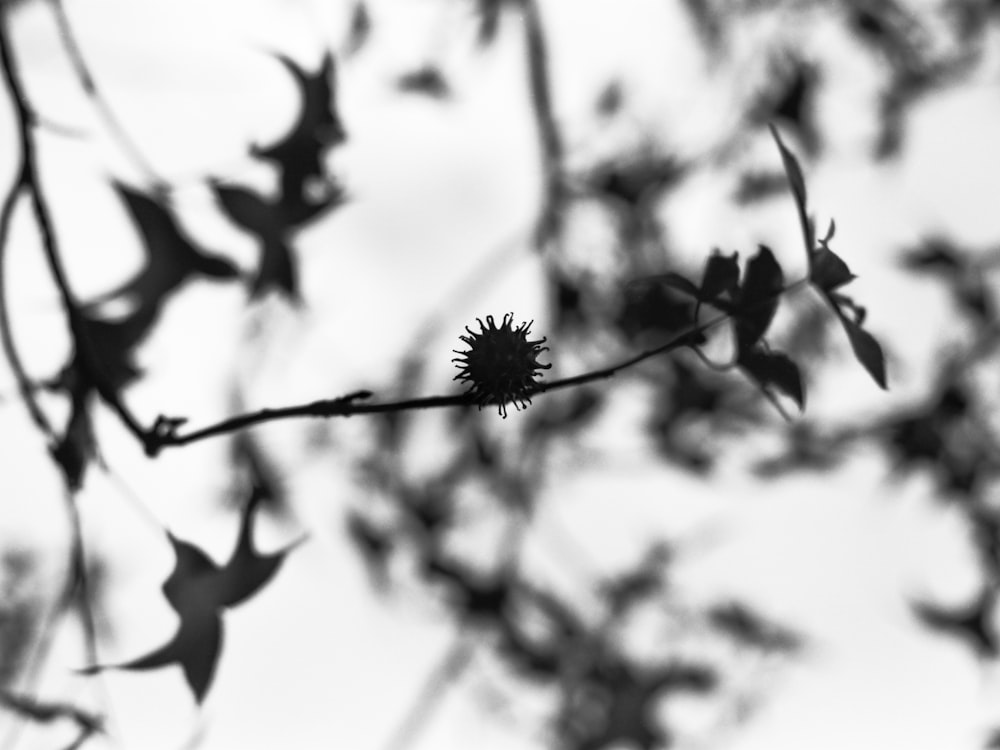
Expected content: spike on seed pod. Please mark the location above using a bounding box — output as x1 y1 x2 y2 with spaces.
452 313 552 418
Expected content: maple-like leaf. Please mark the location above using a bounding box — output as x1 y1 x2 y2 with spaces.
82 487 297 702
90 183 239 311
251 52 346 225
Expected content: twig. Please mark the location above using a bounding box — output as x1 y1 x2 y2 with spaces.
379 633 475 750
48 0 166 189
0 12 151 450
144 280 811 452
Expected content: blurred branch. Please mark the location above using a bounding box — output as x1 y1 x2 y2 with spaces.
48 0 166 189
0 10 152 452
0 689 103 742
521 0 565 249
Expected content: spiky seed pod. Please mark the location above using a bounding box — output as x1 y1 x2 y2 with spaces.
452 313 551 418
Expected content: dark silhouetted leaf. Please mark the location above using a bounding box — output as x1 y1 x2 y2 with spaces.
212 182 316 301
700 250 740 301
839 314 887 389
912 588 998 660
738 347 805 410
252 52 346 226
768 124 807 218
397 65 450 98
92 183 239 310
810 246 855 292
218 477 291 608
84 489 296 702
734 245 783 352
769 124 814 255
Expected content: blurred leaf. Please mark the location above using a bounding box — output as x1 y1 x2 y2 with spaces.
733 245 783 353
911 588 998 660
83 490 296 702
738 347 805 410
252 52 346 226
396 65 450 98
91 183 238 313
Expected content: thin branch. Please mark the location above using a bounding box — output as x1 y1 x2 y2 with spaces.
0 13 151 449
48 0 165 189
146 279 810 452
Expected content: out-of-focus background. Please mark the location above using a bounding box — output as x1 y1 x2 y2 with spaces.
2 1 1000 749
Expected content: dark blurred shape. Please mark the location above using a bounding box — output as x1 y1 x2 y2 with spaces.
748 57 822 156
345 511 394 588
469 0 511 46
594 80 623 118
732 170 789 204
754 421 848 478
901 236 996 324
883 380 1000 496
89 184 239 317
911 587 999 660
707 601 801 652
677 0 723 49
555 656 716 750
589 152 685 212
396 65 451 99
648 359 758 473
616 279 699 344
344 1 371 57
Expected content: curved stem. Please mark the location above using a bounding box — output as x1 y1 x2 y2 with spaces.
49 0 165 189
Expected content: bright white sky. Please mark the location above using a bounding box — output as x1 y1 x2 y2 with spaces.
2 1 1000 749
